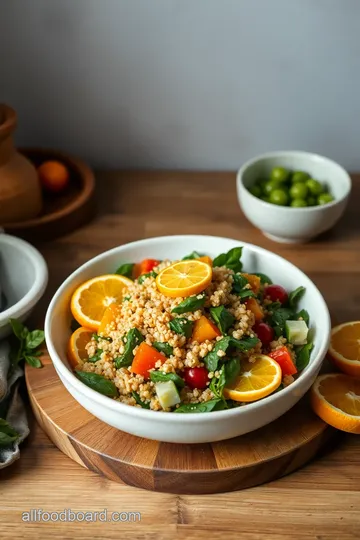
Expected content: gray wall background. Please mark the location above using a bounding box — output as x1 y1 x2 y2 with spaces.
1 0 359 170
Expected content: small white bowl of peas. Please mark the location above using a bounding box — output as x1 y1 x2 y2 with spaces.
237 151 351 243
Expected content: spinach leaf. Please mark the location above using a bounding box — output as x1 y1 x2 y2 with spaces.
75 371 119 397
182 251 203 260
213 400 229 411
88 349 103 363
173 399 221 413
288 286 306 309
115 263 134 278
296 309 310 326
268 307 295 337
114 328 144 369
132 391 150 409
25 330 45 350
169 318 194 338
236 289 256 300
232 273 248 293
149 371 185 388
123 295 132 302
253 272 272 285
204 336 258 372
295 342 313 371
210 306 235 334
153 341 174 357
0 419 19 447
213 247 243 273
138 271 157 284
210 368 227 399
266 301 282 313
92 333 112 343
224 357 241 385
172 294 206 314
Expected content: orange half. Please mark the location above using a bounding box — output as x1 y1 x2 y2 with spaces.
67 327 93 369
156 260 212 298
329 321 360 377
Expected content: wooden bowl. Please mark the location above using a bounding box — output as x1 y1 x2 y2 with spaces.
1 148 96 242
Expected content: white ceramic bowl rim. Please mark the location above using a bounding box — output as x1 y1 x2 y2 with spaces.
0 233 48 322
45 234 331 423
237 150 352 211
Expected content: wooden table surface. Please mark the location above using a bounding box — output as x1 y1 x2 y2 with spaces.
1 171 360 540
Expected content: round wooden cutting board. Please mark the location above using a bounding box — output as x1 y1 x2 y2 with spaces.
25 352 336 494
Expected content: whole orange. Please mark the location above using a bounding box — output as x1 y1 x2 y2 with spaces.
38 160 70 193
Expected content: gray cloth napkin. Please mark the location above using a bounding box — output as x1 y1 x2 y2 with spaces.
0 341 29 469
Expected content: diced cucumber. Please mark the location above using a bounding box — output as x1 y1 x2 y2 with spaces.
155 381 181 409
285 320 308 345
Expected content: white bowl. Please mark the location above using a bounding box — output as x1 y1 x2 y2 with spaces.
45 235 330 444
237 151 351 243
0 233 48 339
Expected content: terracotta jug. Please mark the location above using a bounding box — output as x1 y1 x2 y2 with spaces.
0 104 42 224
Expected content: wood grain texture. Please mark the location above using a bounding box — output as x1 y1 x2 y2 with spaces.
2 148 96 241
25 352 335 494
1 171 360 539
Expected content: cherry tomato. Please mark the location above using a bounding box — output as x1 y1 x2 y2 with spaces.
133 258 160 278
253 322 274 347
264 284 288 305
184 367 209 389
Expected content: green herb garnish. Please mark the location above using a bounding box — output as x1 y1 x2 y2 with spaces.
149 371 185 388
153 341 174 357
114 328 144 369
169 318 194 338
173 399 221 413
9 319 45 369
0 419 19 448
115 263 134 278
213 247 243 273
132 391 150 409
75 371 119 397
172 294 206 314
232 274 248 293
210 306 235 335
267 307 295 337
295 341 313 371
204 335 259 372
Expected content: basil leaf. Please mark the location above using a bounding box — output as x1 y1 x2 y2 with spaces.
24 355 43 368
70 318 81 332
173 399 221 413
213 247 243 273
182 251 203 260
253 273 272 285
75 371 119 397
114 328 144 369
295 342 313 371
149 371 185 388
172 294 206 314
25 330 45 350
88 349 103 363
10 318 27 340
169 318 194 338
138 271 157 284
288 286 306 309
236 289 256 300
210 306 235 335
296 309 310 326
132 391 150 409
232 274 248 293
153 341 173 357
115 263 134 278
0 418 19 447
203 337 232 372
224 357 241 386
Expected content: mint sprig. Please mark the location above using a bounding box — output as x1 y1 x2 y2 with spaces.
10 318 45 369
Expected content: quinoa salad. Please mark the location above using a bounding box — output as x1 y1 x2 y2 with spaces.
69 247 313 413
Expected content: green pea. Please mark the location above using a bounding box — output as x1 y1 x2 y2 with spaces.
270 167 289 183
291 198 307 208
291 171 310 184
249 185 262 198
307 196 317 206
269 189 289 206
306 178 324 196
263 180 281 195
318 193 334 205
290 182 308 200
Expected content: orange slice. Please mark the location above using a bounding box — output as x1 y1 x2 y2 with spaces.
223 354 282 402
310 373 360 433
98 303 122 336
67 327 93 369
70 274 132 331
328 321 360 377
156 260 212 298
